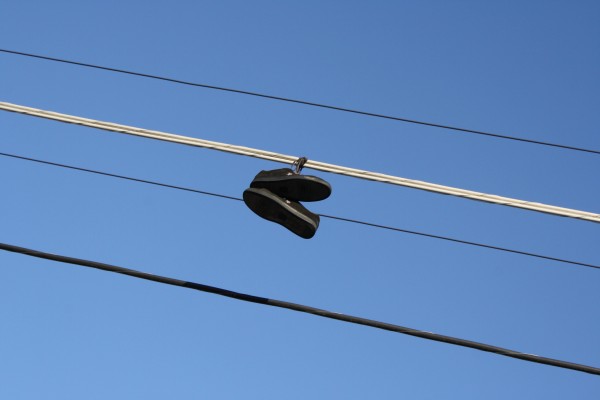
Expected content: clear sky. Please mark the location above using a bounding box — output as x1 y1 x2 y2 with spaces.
1 1 599 398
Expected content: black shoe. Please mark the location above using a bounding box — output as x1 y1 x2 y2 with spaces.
249 168 332 202
243 187 320 239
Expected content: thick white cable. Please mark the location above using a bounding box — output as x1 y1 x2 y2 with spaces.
2 101 599 223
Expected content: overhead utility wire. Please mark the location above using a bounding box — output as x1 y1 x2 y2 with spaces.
2 150 598 271
2 242 598 376
1 48 598 156
2 102 599 224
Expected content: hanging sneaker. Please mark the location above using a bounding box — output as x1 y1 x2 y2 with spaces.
249 168 332 202
243 187 320 239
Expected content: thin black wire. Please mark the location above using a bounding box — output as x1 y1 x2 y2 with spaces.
2 151 598 271
319 214 600 270
2 48 599 156
1 242 598 376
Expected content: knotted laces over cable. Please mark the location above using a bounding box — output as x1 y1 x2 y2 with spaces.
292 157 308 174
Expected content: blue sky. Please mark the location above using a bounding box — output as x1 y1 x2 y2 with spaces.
1 1 599 398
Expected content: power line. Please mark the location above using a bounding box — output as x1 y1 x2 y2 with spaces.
319 214 600 270
2 101 599 223
1 242 598 376
2 150 598 270
1 48 599 156
0 151 242 202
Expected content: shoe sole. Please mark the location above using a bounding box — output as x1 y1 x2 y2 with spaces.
250 175 331 202
243 188 319 239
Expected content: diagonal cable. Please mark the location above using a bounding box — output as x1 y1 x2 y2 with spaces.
1 242 598 376
1 48 599 156
1 150 598 270
1 102 599 223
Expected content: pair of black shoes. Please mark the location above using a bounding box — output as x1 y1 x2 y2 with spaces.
243 168 332 239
